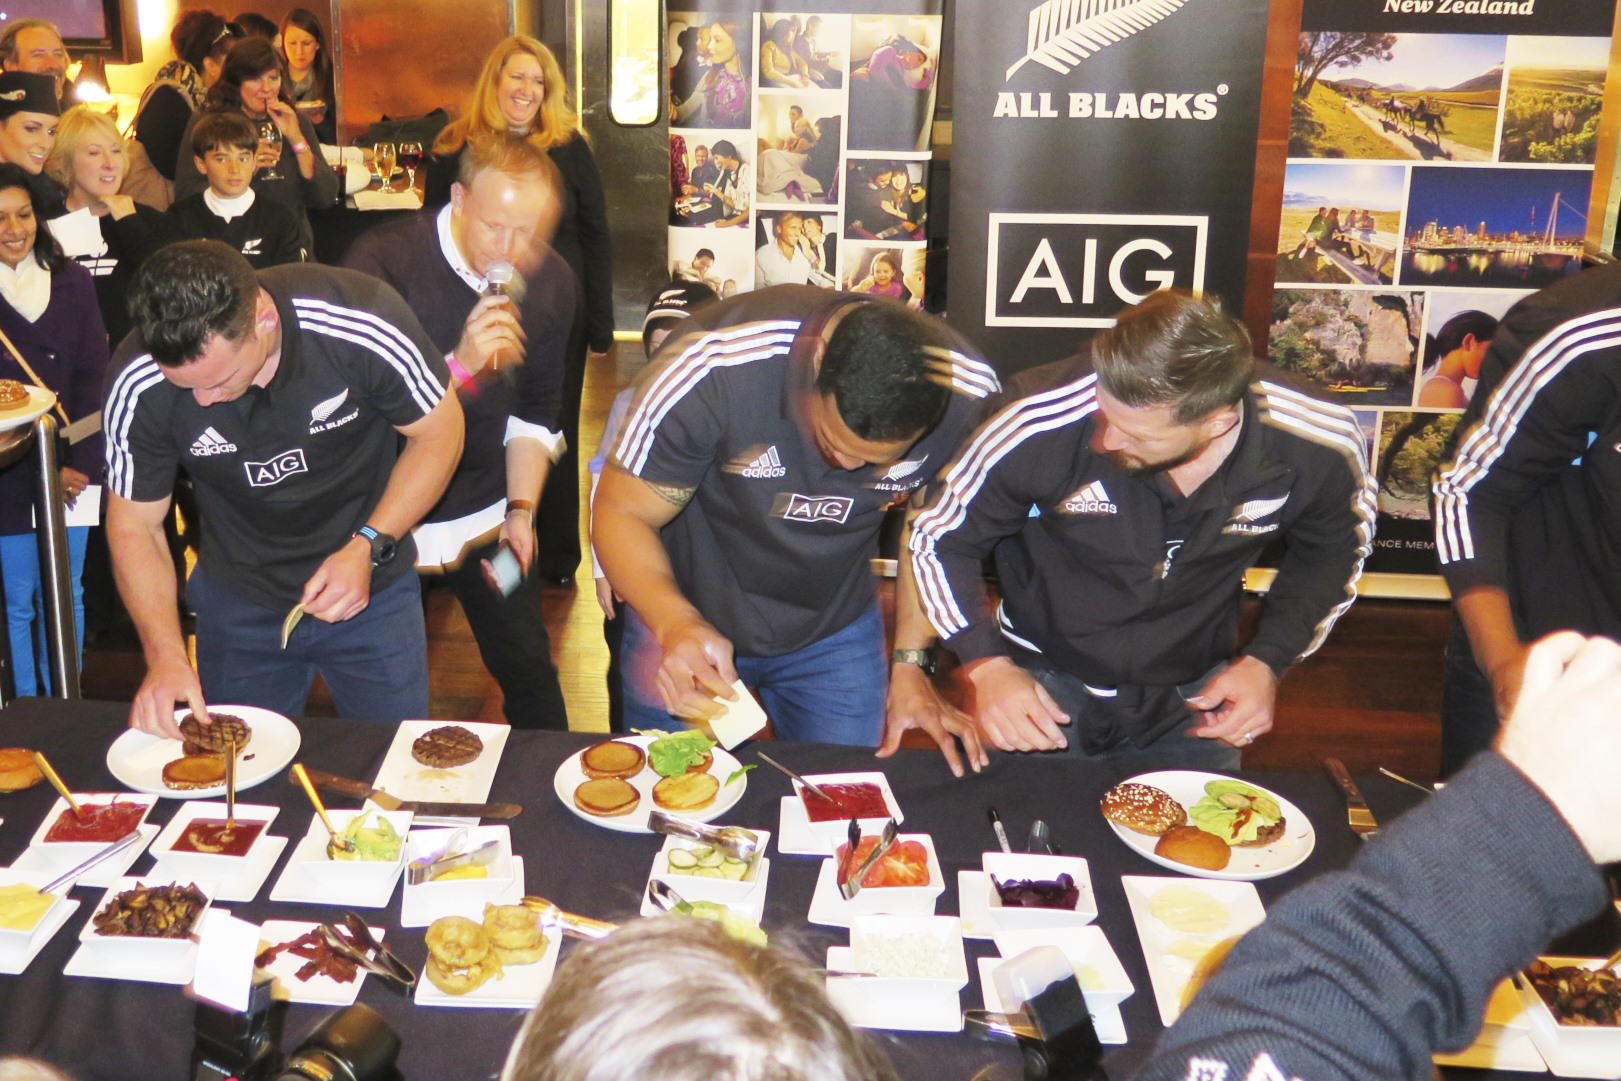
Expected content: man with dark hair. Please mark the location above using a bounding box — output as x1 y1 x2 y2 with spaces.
343 131 572 730
104 240 464 737
594 286 998 758
0 19 67 102
912 291 1374 768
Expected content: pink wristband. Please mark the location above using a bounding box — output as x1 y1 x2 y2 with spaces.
444 351 473 386
291 141 310 154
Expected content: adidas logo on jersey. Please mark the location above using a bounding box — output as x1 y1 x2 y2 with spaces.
734 446 787 479
189 426 237 457
1060 479 1116 515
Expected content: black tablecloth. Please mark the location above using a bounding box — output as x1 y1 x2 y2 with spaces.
0 698 1448 1081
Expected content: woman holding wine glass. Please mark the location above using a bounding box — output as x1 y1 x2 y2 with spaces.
424 35 614 583
172 37 336 259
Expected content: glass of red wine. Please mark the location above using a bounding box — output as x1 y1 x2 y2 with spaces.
397 141 423 192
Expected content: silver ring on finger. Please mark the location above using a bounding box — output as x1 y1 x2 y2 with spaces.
1240 731 1256 746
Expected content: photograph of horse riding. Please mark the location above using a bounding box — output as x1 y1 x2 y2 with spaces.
1290 32 1505 163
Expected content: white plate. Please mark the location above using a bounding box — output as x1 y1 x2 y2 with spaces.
551 735 747 834
639 858 770 922
1106 770 1315 881
105 707 302 799
0 386 56 432
990 924 1135 1012
402 856 526 929
67 879 215 982
371 721 511 823
776 796 826 855
149 801 281 882
152 836 287 904
0 898 79 975
267 826 404 908
1121 875 1266 1027
11 824 159 890
977 958 1129 1045
825 945 962 1032
255 919 385 1006
1515 958 1621 1079
412 926 561 1009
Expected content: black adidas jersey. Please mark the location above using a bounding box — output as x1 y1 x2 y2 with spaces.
612 286 999 657
104 264 450 610
911 358 1375 687
166 194 306 269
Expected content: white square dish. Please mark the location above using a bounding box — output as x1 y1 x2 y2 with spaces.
650 829 771 906
150 802 281 881
983 852 1098 931
29 793 158 860
294 809 413 894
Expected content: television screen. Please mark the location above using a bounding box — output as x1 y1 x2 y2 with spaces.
3 2 107 40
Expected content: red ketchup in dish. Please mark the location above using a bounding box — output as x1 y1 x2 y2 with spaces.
801 782 888 821
173 819 266 857
43 801 146 843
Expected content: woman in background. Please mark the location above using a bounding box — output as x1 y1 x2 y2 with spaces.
760 19 813 89
427 36 614 583
129 11 242 206
279 9 336 146
44 107 172 347
174 37 337 259
1418 310 1497 409
0 163 107 697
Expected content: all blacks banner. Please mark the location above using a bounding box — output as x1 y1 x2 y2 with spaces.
948 0 1271 375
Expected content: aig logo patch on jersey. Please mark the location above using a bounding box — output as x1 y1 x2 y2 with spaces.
777 493 855 524
1223 494 1288 535
244 449 308 487
1059 479 1117 515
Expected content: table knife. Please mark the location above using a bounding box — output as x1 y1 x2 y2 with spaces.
297 767 522 819
1324 758 1378 841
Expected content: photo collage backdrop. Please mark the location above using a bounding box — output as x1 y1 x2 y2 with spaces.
667 4 942 306
1270 0 1615 576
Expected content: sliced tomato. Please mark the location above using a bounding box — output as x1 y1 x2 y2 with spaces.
836 838 930 887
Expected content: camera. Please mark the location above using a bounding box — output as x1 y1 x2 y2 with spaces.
277 1004 401 1081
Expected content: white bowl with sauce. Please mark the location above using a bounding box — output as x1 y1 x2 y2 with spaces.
150 801 280 880
28 793 159 861
0 868 71 946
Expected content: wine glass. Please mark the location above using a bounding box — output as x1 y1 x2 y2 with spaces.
258 118 284 180
374 142 397 191
397 141 422 191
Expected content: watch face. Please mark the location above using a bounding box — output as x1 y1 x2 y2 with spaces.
370 533 398 566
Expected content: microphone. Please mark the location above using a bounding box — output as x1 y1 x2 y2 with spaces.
482 260 520 370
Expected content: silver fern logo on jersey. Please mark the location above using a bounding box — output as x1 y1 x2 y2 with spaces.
1007 0 1190 80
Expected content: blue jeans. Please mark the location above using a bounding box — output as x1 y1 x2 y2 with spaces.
621 604 886 746
190 566 428 722
1 527 87 697
1025 662 1242 772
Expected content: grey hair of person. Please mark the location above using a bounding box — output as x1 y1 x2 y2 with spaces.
500 917 903 1081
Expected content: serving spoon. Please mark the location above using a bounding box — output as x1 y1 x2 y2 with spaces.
33 752 83 822
291 763 356 857
222 738 237 844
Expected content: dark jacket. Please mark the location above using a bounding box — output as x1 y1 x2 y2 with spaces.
166 192 305 269
0 261 108 536
911 357 1374 741
1433 263 1621 641
45 202 174 348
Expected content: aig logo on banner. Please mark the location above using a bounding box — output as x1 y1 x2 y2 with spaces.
985 213 1207 328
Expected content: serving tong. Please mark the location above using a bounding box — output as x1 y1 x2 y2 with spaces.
405 828 501 886
647 811 760 861
839 818 899 901
311 911 415 991
520 896 617 941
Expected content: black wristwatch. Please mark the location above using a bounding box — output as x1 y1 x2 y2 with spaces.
891 648 938 677
354 525 398 567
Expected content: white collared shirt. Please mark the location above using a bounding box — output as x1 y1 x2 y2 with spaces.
0 250 50 323
204 187 257 223
435 204 487 292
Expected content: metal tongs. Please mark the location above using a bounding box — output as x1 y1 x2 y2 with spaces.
521 896 618 941
647 810 760 861
405 828 501 885
839 818 899 901
315 912 416 991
